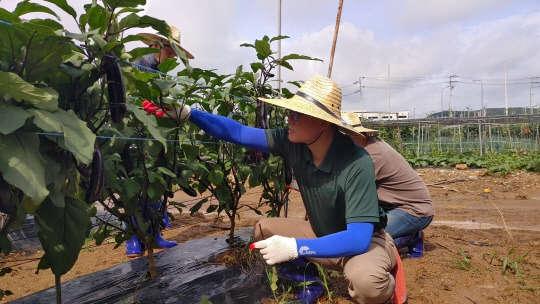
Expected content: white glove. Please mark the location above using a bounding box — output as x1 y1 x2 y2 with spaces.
144 100 191 120
251 235 298 265
163 102 191 120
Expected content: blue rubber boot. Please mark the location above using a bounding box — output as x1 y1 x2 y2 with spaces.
154 233 177 249
407 231 424 258
150 199 172 230
125 235 143 258
278 258 327 304
394 231 424 259
161 209 172 230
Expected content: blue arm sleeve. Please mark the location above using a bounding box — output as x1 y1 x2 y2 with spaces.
189 109 270 153
295 222 374 258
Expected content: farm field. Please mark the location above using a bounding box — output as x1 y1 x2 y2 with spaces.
1 168 539 304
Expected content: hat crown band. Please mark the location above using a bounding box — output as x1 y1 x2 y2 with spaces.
298 76 342 114
295 90 348 127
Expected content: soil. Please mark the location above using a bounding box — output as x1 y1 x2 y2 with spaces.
1 168 540 304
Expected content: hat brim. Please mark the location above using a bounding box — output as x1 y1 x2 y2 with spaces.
349 124 379 134
137 33 194 59
259 95 361 137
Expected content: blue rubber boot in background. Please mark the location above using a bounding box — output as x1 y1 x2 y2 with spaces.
407 231 424 258
394 231 424 258
125 235 143 258
150 199 172 230
154 233 177 248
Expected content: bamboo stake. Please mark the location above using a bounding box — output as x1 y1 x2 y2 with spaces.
328 0 344 78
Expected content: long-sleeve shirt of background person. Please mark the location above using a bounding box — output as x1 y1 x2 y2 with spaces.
133 54 159 72
188 109 387 257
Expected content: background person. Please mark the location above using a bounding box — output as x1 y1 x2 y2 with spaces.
145 76 402 304
342 112 434 258
124 24 194 258
134 23 194 71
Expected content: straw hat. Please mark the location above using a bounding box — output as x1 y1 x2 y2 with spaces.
137 24 194 59
341 112 379 134
258 75 360 136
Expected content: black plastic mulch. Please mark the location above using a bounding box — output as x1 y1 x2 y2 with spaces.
10 228 272 304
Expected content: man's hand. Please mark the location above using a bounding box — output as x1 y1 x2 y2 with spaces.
250 235 298 265
142 100 191 120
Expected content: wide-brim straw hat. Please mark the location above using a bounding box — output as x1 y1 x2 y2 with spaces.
258 75 361 136
341 112 379 134
137 24 194 59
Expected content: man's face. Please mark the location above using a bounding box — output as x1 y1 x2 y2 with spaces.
160 45 177 59
286 111 328 144
151 42 177 62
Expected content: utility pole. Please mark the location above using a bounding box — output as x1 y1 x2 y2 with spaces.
449 75 458 117
504 62 508 115
441 85 450 117
473 79 484 116
358 76 364 111
388 64 391 115
531 77 540 115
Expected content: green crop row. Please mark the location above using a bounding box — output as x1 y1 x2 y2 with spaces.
403 150 540 175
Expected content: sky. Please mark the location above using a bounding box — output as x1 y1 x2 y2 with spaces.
2 0 540 118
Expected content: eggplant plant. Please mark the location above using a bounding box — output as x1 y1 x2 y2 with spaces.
0 0 196 299
185 35 321 245
0 0 322 302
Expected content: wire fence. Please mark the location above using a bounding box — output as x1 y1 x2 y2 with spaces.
379 121 540 156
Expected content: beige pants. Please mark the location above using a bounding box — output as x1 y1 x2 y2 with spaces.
253 218 397 304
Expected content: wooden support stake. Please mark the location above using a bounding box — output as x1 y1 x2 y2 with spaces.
328 0 344 78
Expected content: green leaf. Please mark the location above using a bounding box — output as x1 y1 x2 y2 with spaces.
181 144 200 162
64 29 100 42
189 198 207 215
0 132 48 203
13 1 60 20
250 62 264 73
281 54 322 62
254 39 272 60
0 71 58 111
103 0 146 8
0 8 21 23
209 169 224 185
128 47 159 62
269 35 290 43
0 234 12 255
28 18 64 32
35 196 91 276
56 110 96 165
215 186 231 203
91 34 107 48
0 104 29 135
126 103 169 150
118 12 140 29
157 167 176 178
279 61 294 71
43 0 77 18
158 58 180 73
83 4 107 33
116 178 140 203
27 109 61 133
153 79 177 95
137 15 169 37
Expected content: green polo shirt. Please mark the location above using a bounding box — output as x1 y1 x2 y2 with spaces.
265 128 386 237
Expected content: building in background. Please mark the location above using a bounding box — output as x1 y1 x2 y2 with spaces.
351 111 410 121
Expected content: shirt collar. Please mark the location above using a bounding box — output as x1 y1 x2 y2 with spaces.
302 128 342 173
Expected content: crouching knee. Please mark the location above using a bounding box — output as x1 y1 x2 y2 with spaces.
347 270 395 304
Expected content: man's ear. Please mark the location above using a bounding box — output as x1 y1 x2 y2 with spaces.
320 120 333 129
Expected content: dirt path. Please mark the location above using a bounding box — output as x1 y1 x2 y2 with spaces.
1 168 539 303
